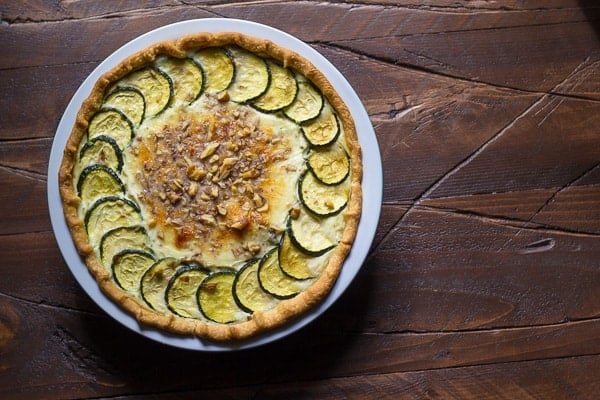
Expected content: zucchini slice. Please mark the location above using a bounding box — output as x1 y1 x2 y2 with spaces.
301 103 340 147
193 47 234 93
166 264 210 319
140 257 180 313
226 47 270 103
288 209 336 256
233 259 276 313
279 231 313 280
252 60 297 112
103 87 146 126
283 79 324 123
156 57 204 104
77 164 125 204
307 143 350 185
117 66 173 117
257 247 301 299
87 108 134 151
299 170 348 217
78 135 123 173
99 225 150 267
197 271 241 324
112 249 156 292
84 196 142 245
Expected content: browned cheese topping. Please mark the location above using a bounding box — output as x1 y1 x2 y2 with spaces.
129 94 293 253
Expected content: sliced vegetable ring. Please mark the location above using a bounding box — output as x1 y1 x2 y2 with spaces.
258 247 302 299
198 271 241 324
103 87 146 126
116 66 173 117
301 103 340 147
307 143 350 185
233 259 277 313
251 60 297 112
284 78 324 123
84 196 142 245
299 169 348 217
141 257 179 313
99 225 150 267
193 47 234 92
288 210 337 256
112 249 156 292
226 47 270 103
166 264 210 318
87 108 134 151
78 135 123 173
156 57 204 104
77 164 124 202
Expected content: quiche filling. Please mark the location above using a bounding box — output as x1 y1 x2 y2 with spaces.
125 94 306 266
60 35 362 341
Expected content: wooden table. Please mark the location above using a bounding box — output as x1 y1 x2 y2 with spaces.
2 1 600 398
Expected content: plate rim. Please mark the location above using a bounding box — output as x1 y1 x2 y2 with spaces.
47 18 383 351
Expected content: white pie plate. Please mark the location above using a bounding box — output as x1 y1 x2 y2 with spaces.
47 18 382 351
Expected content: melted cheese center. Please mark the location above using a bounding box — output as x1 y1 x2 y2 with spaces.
123 94 306 267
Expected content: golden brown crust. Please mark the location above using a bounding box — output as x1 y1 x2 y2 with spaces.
59 31 362 342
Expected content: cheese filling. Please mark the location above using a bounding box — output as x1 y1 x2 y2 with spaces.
123 93 307 267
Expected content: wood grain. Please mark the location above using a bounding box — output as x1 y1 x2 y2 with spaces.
1 1 599 398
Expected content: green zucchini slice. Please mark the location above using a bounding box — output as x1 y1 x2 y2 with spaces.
279 231 313 280
193 47 234 93
197 271 241 324
307 143 350 185
156 57 204 104
103 87 146 126
87 108 134 151
301 103 340 147
299 170 348 217
79 135 123 173
84 196 142 245
258 247 301 299
233 259 276 313
117 66 173 117
141 257 179 313
226 47 270 103
288 209 336 256
99 225 150 267
77 164 124 204
166 264 210 319
112 249 156 292
283 79 324 123
251 60 297 112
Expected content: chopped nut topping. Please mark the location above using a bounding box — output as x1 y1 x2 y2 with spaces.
208 154 220 164
130 100 291 248
200 214 216 226
187 165 206 181
200 142 220 159
229 218 249 231
187 182 198 197
246 242 261 254
290 207 300 219
257 201 269 213
217 91 230 102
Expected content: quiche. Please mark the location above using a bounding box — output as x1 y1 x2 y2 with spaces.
59 32 362 342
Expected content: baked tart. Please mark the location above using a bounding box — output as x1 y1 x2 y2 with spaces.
59 31 362 342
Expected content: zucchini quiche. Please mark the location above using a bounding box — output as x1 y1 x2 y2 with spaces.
59 32 362 342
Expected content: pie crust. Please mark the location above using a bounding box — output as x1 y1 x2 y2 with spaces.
59 32 362 342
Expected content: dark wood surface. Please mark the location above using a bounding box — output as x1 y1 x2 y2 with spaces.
2 1 600 398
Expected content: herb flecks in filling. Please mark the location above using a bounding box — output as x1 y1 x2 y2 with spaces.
129 98 292 260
